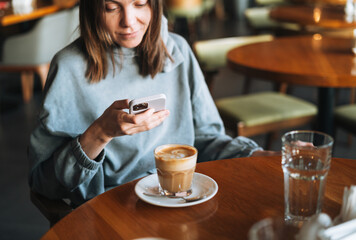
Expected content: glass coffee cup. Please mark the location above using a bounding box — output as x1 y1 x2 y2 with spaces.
154 144 197 197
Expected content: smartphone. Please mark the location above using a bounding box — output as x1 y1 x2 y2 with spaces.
129 94 166 114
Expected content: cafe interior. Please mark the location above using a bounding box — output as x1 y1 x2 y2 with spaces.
1 0 356 239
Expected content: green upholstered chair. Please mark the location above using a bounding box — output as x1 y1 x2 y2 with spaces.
244 7 300 34
164 0 216 42
245 7 280 28
215 92 317 138
193 34 273 72
165 0 216 19
255 0 286 6
193 34 274 93
193 35 317 149
334 89 356 145
335 104 356 135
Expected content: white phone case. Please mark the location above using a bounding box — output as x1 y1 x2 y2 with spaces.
129 94 166 114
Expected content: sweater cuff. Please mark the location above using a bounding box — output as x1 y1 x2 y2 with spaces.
71 137 105 170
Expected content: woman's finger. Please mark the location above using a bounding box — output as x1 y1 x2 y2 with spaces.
111 99 130 110
130 108 170 124
123 110 170 135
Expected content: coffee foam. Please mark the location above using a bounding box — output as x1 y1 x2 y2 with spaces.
155 144 197 171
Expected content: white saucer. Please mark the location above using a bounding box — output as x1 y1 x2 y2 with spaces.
135 172 218 208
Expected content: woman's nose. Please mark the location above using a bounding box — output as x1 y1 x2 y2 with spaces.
120 7 135 27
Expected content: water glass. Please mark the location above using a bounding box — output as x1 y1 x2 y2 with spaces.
248 217 299 240
281 130 333 226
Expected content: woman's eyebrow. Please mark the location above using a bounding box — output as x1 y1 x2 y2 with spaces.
105 0 136 2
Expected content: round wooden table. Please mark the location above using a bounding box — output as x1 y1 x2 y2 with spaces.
227 35 356 135
41 156 356 240
270 5 356 29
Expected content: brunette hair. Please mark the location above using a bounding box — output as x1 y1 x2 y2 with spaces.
79 0 171 82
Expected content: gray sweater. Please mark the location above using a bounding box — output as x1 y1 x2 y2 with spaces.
28 19 262 206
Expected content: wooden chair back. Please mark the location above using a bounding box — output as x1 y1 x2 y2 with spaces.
30 190 72 227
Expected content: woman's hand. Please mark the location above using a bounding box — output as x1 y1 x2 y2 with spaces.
96 99 169 138
79 99 170 160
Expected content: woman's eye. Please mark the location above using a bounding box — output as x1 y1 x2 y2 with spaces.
105 3 119 12
135 1 148 7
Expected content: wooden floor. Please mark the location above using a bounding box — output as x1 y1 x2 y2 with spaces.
1 13 356 240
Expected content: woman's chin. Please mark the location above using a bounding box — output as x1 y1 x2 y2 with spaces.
116 39 142 49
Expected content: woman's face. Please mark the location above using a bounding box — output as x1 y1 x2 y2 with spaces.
104 0 152 48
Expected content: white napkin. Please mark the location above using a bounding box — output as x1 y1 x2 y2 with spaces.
334 186 356 225
12 0 34 15
295 213 332 240
319 219 356 240
345 0 356 23
296 185 356 240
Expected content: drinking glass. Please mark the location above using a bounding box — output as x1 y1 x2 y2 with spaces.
154 144 197 197
248 217 299 240
281 130 333 227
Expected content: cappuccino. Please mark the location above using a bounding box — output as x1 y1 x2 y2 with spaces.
154 144 197 196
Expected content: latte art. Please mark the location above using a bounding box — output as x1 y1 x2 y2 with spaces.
158 148 196 159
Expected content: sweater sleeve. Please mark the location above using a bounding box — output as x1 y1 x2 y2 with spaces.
183 43 263 162
28 121 106 204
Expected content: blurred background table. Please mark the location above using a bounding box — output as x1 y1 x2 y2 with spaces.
0 0 77 27
227 35 356 135
41 156 356 240
269 4 356 30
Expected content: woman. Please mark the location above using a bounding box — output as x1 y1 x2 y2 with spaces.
29 0 265 207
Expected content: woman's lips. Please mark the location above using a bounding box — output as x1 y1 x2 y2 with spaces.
119 31 138 39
